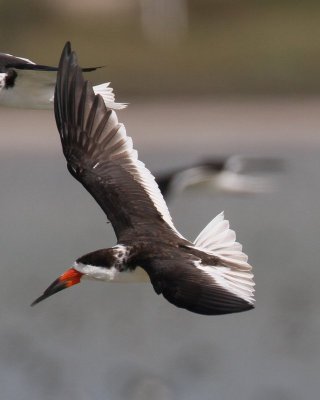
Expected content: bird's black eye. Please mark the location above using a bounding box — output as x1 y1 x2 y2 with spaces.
5 69 17 89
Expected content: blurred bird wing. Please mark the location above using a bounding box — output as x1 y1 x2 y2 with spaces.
0 69 56 109
0 53 35 70
225 155 285 174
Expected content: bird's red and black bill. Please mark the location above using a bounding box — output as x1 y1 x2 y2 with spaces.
31 268 83 306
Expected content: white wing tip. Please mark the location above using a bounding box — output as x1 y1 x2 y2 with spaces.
93 83 128 110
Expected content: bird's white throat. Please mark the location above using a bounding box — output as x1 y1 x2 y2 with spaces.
73 262 149 283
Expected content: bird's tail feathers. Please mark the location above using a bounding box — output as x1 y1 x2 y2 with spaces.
194 212 243 257
193 212 255 306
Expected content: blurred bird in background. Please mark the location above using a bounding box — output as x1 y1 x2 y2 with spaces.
0 52 127 110
155 155 284 200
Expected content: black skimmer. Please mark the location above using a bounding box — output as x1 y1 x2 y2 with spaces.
31 42 255 315
155 156 284 199
0 52 126 110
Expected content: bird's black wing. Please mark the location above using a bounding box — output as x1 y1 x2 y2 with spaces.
54 42 182 243
147 257 254 315
0 52 99 72
12 63 98 73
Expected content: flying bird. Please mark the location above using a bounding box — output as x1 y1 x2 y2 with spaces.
0 52 126 110
155 155 284 199
31 42 255 315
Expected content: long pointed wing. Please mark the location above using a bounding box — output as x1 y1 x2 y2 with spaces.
0 52 98 72
54 42 182 242
147 258 253 315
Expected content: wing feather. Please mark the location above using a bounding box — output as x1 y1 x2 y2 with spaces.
147 258 253 315
54 42 181 242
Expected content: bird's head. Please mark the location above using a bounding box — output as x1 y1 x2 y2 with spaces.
31 247 127 306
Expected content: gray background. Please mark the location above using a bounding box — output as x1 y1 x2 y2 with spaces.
0 99 319 399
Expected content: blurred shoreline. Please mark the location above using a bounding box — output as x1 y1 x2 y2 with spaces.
1 97 319 154
2 1 320 96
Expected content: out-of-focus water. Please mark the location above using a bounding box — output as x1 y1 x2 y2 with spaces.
0 99 319 400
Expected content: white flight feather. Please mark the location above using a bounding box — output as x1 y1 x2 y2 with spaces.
93 83 127 110
52 83 126 111
92 104 183 238
192 212 254 304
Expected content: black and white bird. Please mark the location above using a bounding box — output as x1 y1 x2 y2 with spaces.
31 43 255 315
0 52 126 110
155 156 284 200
